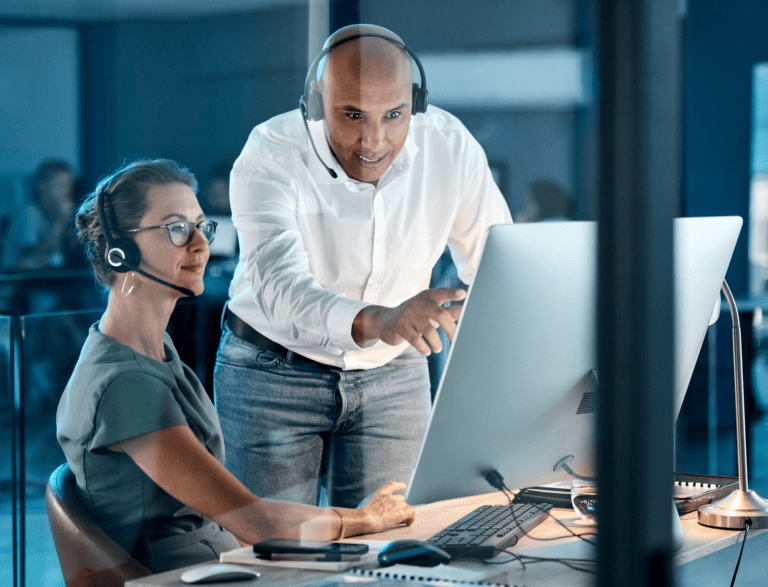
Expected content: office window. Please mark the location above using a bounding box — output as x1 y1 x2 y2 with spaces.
750 64 768 297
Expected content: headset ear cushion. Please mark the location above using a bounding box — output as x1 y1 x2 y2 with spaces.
412 84 429 115
304 88 325 121
107 238 140 273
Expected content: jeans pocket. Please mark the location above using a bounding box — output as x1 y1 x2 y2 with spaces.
217 327 283 368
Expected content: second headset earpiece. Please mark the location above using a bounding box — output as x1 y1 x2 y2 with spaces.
301 85 326 122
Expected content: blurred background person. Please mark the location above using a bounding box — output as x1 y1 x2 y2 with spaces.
1 158 83 271
514 178 575 223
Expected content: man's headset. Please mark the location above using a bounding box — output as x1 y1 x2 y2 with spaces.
96 183 195 297
298 25 429 178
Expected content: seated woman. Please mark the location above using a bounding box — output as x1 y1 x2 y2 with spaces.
56 159 415 573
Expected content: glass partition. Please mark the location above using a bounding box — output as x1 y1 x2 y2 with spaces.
1 315 13 587
1 1 601 583
0 292 229 586
19 309 102 587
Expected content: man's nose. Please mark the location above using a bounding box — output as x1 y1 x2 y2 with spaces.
361 120 385 150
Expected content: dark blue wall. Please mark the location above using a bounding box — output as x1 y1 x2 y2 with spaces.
78 0 585 220
685 0 768 297
362 0 575 50
81 6 309 194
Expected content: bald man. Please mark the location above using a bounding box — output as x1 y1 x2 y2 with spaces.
215 25 512 508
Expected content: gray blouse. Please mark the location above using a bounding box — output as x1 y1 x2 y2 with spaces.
56 322 226 554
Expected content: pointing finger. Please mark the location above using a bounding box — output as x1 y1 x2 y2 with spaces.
429 287 467 304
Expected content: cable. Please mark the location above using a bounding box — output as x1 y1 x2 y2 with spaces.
480 548 527 571
483 469 597 546
444 468 597 574
729 520 751 587
514 552 596 574
506 485 598 545
482 547 596 574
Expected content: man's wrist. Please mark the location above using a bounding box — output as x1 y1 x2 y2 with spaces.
352 305 384 345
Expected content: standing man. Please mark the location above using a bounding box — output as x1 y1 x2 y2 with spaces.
214 24 512 509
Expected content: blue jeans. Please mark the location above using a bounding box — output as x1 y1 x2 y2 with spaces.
213 325 432 508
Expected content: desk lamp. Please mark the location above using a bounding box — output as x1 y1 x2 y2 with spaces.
698 280 768 529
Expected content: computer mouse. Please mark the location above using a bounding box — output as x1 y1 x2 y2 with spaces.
377 539 452 567
180 563 260 584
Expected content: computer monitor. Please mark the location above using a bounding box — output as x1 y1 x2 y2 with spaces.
406 216 742 505
207 214 239 259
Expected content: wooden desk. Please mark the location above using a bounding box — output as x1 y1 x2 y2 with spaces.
126 492 766 587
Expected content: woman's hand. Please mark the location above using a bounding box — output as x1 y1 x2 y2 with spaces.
351 481 416 535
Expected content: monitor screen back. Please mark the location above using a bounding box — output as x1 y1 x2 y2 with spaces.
406 217 742 505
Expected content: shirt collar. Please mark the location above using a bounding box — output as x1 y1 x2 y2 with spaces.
386 127 418 181
306 117 420 189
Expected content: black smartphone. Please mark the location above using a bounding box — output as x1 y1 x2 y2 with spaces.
252 539 369 559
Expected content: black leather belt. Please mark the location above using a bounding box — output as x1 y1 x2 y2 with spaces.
226 309 326 366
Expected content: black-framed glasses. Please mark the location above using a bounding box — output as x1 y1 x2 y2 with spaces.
126 219 218 247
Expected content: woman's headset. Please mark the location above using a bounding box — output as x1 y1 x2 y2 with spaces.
96 176 140 274
95 176 194 296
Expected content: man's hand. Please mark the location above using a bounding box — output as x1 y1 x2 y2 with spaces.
352 288 466 354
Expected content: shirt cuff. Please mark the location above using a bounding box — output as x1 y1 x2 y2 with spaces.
326 296 375 351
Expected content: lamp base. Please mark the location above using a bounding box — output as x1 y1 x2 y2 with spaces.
698 489 768 529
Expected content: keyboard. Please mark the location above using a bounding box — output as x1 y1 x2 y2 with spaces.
426 503 553 559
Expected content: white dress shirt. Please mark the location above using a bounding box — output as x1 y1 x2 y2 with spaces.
227 105 512 370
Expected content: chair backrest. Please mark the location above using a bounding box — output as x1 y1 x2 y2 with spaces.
45 463 151 587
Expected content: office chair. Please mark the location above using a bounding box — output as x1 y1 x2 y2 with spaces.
45 463 151 587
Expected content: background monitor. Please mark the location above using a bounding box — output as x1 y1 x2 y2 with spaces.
206 214 239 259
406 217 742 505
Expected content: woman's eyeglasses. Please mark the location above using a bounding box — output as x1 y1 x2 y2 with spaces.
126 220 218 247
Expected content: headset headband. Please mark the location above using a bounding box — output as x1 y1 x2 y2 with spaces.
300 30 429 120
